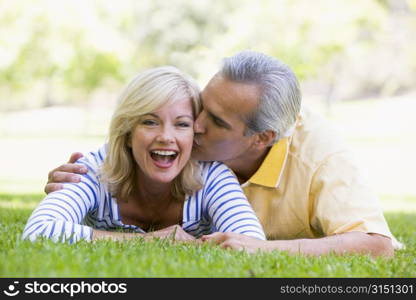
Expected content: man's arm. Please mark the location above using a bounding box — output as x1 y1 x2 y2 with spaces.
201 231 394 257
45 152 88 194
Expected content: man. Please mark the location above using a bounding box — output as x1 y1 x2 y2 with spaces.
45 51 401 256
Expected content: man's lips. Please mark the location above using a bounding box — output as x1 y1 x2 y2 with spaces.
193 139 201 148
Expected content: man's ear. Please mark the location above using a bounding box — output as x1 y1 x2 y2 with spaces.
254 130 276 149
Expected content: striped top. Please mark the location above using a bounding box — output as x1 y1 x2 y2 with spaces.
22 145 265 243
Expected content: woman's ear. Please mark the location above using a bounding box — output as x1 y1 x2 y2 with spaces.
126 133 132 148
255 130 276 149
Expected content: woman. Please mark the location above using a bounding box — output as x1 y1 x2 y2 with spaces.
22 66 265 243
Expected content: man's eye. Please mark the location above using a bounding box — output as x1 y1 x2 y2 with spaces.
212 117 224 127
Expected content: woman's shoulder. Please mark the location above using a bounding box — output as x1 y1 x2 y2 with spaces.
76 144 108 171
197 161 236 180
198 160 228 171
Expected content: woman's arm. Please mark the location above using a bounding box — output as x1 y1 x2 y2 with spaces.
92 225 196 242
22 184 97 243
22 153 101 243
203 162 266 240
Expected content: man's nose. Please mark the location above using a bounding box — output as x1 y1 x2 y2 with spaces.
194 111 206 134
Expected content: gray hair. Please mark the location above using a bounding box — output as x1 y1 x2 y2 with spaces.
220 50 301 143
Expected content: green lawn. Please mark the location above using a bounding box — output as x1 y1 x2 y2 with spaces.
1 193 414 278
1 97 415 277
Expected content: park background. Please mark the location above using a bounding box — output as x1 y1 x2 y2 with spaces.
0 0 415 277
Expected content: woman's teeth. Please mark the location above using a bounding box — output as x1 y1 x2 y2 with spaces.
151 150 177 156
150 150 178 162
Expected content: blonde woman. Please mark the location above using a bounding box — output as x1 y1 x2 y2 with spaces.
22 66 265 243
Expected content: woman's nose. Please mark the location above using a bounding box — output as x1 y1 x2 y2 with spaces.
155 126 175 144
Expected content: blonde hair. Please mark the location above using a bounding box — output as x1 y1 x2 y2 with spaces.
101 66 202 201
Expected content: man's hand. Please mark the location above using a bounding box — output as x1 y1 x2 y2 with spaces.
45 152 87 194
201 232 266 253
146 225 197 243
203 232 394 257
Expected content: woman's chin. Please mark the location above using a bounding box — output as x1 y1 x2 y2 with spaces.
147 171 180 184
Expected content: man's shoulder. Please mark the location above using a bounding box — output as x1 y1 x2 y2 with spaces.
290 106 351 166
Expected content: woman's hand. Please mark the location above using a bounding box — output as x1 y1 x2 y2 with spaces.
92 225 196 243
201 232 267 253
146 225 196 242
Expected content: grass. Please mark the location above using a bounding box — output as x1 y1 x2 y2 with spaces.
1 97 415 277
1 193 415 278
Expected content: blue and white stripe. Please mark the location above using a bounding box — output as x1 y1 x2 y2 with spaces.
22 145 265 243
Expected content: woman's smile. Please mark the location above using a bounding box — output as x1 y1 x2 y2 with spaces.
130 98 194 184
149 149 179 168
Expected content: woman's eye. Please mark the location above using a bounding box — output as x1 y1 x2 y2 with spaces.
142 119 158 126
176 122 191 128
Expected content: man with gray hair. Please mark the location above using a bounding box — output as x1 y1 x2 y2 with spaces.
45 50 401 256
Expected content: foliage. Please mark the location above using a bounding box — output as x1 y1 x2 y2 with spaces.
1 0 415 110
0 193 414 277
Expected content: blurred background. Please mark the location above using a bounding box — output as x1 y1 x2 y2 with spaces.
0 0 415 212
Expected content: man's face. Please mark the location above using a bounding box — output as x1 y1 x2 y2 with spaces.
192 75 260 164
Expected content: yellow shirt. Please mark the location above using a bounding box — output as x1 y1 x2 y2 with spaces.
242 107 402 248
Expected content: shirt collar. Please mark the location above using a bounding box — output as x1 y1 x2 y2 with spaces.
247 137 290 188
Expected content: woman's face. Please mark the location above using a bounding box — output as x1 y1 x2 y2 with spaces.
130 98 194 185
